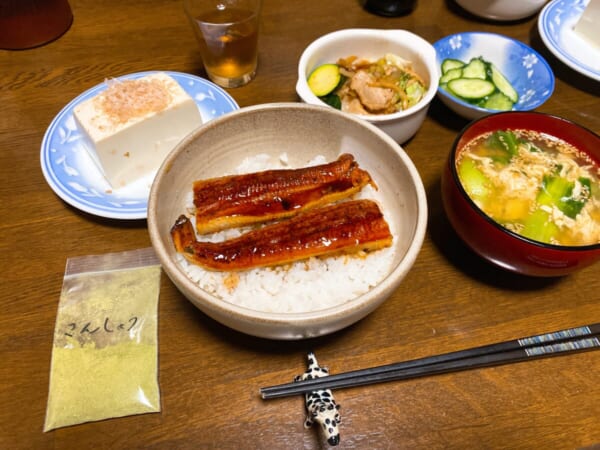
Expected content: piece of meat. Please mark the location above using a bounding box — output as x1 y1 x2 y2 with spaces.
341 96 369 115
193 153 375 234
349 70 395 113
171 199 393 271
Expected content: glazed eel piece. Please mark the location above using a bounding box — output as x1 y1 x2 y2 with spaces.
193 153 375 234
172 199 393 271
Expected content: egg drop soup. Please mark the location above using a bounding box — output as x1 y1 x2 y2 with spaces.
456 129 600 246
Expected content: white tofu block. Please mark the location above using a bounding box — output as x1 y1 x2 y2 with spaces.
574 0 600 51
74 72 203 189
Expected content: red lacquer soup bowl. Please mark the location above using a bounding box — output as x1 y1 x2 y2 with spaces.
441 111 600 277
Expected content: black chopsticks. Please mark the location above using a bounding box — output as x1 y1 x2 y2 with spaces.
260 323 600 400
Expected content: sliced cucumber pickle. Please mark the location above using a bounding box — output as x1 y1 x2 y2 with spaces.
481 92 514 111
447 78 495 100
461 57 487 79
440 67 463 84
490 64 518 103
441 58 465 74
439 57 518 110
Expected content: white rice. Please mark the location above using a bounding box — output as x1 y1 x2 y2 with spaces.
177 153 396 314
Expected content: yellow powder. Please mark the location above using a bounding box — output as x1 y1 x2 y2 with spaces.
44 342 159 430
44 263 161 432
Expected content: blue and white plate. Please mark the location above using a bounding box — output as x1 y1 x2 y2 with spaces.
538 0 600 82
433 32 555 120
40 71 239 220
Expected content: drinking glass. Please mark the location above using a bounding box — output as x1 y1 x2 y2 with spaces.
184 0 262 88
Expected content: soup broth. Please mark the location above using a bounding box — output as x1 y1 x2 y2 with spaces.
457 129 600 246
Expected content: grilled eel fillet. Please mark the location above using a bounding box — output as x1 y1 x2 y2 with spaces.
193 153 375 234
172 199 393 271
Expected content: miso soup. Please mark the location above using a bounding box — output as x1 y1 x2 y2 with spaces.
456 129 600 246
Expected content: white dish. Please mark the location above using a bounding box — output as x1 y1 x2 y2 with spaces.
296 28 439 144
455 0 547 21
538 0 600 81
40 71 239 220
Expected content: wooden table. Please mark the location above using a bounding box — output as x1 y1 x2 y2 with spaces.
2 0 599 448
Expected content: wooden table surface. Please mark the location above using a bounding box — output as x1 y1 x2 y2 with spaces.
1 0 599 448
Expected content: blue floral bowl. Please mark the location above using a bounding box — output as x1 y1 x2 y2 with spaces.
433 32 555 120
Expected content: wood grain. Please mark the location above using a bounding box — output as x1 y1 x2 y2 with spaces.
1 0 599 448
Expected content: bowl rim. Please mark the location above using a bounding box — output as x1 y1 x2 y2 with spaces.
296 28 439 124
433 31 555 113
454 0 547 21
449 110 600 252
148 102 429 324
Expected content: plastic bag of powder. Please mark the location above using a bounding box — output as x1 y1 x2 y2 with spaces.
44 247 162 432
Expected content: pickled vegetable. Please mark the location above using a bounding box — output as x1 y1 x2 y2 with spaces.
439 56 519 111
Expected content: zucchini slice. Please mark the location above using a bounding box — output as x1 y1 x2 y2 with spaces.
490 64 518 103
461 57 487 79
447 78 495 100
307 64 341 97
441 58 465 74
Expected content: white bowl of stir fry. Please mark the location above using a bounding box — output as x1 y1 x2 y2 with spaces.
296 28 439 144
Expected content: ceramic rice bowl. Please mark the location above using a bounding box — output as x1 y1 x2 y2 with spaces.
148 103 428 340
